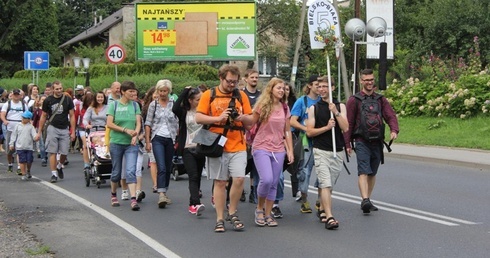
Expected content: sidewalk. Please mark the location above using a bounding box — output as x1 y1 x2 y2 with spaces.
386 143 490 171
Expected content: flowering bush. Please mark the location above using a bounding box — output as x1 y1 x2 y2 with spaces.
383 36 490 119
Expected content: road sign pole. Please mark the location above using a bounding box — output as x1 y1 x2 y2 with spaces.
115 65 118 82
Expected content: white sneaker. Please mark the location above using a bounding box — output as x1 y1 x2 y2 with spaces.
121 190 129 200
295 191 302 202
21 176 27 181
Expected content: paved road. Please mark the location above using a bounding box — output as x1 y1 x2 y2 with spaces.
0 144 489 257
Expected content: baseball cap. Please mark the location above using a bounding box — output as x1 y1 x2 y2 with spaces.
22 110 33 119
75 85 84 91
13 89 21 95
308 75 319 84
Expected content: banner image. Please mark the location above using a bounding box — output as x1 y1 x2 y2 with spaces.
135 2 256 61
366 0 394 59
306 0 341 58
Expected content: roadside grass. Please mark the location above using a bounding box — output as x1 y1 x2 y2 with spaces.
26 245 51 255
395 116 490 150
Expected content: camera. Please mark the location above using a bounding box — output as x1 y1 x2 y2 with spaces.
229 108 239 119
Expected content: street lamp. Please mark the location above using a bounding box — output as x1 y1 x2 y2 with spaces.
345 17 387 93
73 57 91 87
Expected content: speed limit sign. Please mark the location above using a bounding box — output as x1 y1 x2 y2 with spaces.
105 44 126 64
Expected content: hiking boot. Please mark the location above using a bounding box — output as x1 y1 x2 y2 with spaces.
16 169 22 175
300 201 313 213
121 190 129 200
57 168 64 179
240 190 246 202
158 194 168 208
50 175 58 183
7 166 13 173
271 206 283 218
189 204 205 216
370 200 379 211
136 190 146 203
361 198 373 214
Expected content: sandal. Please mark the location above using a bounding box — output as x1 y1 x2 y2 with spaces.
265 216 278 227
226 212 245 231
111 196 120 207
214 219 226 233
254 209 265 227
325 217 339 230
319 210 328 223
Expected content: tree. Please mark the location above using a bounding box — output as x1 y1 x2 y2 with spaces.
0 0 59 78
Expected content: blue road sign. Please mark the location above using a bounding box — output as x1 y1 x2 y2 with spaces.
24 51 50 70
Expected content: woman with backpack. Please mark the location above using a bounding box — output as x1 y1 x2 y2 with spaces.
144 79 179 209
249 78 294 227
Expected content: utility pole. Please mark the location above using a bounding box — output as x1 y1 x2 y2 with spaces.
290 0 307 93
353 0 361 93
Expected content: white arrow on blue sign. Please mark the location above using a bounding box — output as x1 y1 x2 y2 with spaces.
24 51 50 70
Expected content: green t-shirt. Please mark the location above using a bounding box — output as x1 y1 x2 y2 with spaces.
107 100 141 145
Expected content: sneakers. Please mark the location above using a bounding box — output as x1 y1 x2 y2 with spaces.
41 159 47 167
361 198 374 214
240 190 246 202
271 206 283 218
248 191 256 204
295 191 302 202
16 169 22 175
111 196 120 207
50 175 58 183
27 172 32 179
158 194 169 208
7 166 13 173
57 167 64 179
300 201 313 213
131 200 140 211
21 176 27 181
136 190 146 203
189 204 205 216
121 190 129 200
63 160 69 166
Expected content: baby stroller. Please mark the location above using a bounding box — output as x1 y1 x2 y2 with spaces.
84 129 112 188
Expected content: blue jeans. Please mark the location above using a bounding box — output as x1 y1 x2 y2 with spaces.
39 136 47 161
298 146 315 194
275 170 284 203
152 135 174 193
110 143 138 184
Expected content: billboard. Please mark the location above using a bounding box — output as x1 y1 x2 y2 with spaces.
135 2 256 61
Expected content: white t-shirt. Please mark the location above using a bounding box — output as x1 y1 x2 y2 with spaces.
1 100 28 131
23 96 36 109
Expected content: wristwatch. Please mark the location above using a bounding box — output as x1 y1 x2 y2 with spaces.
335 112 341 117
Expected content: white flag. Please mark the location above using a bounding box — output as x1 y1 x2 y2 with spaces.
307 0 341 58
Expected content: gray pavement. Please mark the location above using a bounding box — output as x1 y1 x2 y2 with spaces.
1 144 488 257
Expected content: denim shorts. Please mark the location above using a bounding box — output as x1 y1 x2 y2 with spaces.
355 141 382 176
17 150 34 164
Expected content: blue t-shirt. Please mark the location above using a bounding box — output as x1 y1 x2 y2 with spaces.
290 95 321 131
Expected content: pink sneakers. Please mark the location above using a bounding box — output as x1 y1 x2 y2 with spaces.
189 204 205 216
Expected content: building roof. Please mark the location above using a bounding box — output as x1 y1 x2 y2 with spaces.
59 9 123 48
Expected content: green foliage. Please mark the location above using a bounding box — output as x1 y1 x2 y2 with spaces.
73 43 107 65
163 64 219 81
26 245 51 255
427 120 446 130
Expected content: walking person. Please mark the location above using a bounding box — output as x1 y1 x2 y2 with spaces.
290 75 321 213
9 110 38 180
344 69 399 213
306 76 348 229
141 87 158 193
35 81 76 183
144 79 179 209
173 86 206 216
82 91 108 171
106 81 142 211
250 78 294 227
195 64 254 232
32 95 48 166
1 89 29 174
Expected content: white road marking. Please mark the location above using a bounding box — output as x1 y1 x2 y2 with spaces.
284 180 479 227
38 178 180 258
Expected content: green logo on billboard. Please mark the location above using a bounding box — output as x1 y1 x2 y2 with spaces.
231 37 250 49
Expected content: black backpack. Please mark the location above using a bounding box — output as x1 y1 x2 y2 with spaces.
353 93 385 141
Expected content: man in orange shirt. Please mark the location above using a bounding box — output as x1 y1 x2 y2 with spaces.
196 65 254 232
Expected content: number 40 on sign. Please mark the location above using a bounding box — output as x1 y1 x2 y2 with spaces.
105 44 126 64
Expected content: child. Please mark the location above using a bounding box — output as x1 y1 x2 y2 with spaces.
9 110 38 180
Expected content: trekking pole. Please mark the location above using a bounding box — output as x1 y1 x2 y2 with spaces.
326 53 337 158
